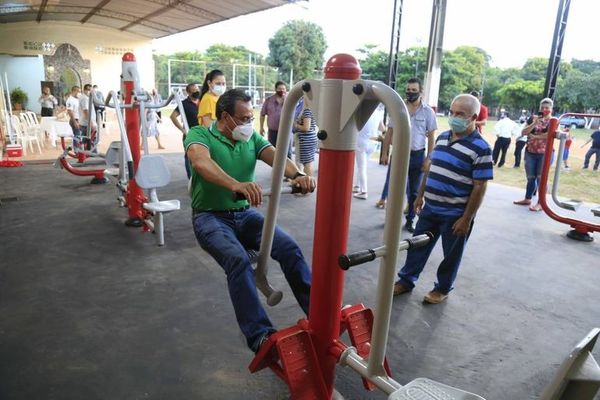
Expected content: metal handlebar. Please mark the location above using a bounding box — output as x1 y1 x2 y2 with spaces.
231 185 301 202
339 232 433 270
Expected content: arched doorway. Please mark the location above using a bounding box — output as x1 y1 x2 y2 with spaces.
59 67 81 100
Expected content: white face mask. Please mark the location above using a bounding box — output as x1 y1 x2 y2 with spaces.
231 120 254 142
212 84 226 96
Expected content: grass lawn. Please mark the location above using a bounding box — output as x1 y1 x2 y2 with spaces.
436 117 600 204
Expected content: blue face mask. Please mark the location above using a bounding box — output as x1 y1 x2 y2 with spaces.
448 116 471 133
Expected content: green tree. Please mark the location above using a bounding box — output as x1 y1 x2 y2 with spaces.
556 69 600 112
357 44 389 82
571 59 600 75
267 20 327 80
436 46 490 110
497 80 544 112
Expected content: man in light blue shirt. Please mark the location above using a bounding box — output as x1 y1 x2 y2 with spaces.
379 77 437 232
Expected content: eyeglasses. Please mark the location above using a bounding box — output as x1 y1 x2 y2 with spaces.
230 114 254 125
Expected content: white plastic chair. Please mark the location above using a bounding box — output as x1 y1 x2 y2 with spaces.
135 154 180 246
19 112 45 145
10 115 42 155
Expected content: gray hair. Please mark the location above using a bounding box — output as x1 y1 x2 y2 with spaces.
540 97 554 107
451 93 481 117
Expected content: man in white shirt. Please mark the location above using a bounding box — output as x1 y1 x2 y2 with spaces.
492 113 521 168
66 86 82 149
79 84 96 149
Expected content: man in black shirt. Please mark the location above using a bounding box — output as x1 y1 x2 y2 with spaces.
171 83 200 178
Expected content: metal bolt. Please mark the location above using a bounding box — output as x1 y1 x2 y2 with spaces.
352 84 364 95
317 130 327 140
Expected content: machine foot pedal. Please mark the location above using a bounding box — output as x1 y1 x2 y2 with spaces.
249 324 328 400
341 304 392 391
388 378 485 400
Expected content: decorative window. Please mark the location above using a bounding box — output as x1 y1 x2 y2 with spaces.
23 41 56 52
95 46 134 55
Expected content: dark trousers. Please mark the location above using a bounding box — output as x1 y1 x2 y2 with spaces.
397 211 474 294
584 148 600 170
492 137 511 167
41 107 54 117
514 140 527 167
268 129 292 159
406 150 425 222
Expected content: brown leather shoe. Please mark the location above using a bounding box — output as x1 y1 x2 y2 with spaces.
423 290 448 304
393 282 411 296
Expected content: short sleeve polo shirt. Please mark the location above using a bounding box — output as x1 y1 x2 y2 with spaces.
422 129 493 218
184 122 272 211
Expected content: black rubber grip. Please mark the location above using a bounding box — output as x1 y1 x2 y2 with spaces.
338 249 377 270
127 161 134 181
232 185 302 201
406 232 433 249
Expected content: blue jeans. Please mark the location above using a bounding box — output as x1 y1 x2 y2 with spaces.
192 208 311 352
397 210 473 294
584 148 600 170
381 151 424 222
524 151 545 199
406 150 425 222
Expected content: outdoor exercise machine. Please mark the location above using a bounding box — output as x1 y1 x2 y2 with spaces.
247 53 486 400
58 52 182 245
56 90 117 185
538 113 600 242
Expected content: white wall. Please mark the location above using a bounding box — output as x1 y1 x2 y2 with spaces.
0 21 155 113
0 55 45 113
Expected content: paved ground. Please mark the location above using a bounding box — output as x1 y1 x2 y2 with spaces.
1 143 600 399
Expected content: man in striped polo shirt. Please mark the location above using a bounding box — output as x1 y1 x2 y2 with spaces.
393 93 493 304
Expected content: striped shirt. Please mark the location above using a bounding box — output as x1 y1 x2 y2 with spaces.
422 130 493 217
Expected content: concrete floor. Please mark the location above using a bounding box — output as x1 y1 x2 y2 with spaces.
1 152 600 400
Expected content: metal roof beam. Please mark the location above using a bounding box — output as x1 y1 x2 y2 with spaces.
80 0 112 24
36 0 47 22
120 0 183 32
143 0 224 21
0 5 176 35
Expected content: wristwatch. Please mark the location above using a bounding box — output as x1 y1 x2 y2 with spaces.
292 171 307 180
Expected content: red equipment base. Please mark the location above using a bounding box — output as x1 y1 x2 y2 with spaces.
249 305 393 399
58 155 109 184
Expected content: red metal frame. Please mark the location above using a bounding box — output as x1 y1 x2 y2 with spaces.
249 54 393 399
122 53 148 227
538 114 600 235
57 155 106 181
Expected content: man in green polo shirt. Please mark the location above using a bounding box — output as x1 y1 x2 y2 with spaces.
185 89 315 353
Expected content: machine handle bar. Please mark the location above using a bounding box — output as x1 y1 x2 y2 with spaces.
232 185 301 201
338 232 433 270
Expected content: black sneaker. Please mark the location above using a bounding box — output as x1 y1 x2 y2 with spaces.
405 220 414 233
254 331 275 353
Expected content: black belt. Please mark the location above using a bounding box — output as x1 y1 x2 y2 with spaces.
193 206 249 216
411 148 425 153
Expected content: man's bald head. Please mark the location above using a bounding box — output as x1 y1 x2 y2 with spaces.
451 94 480 119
